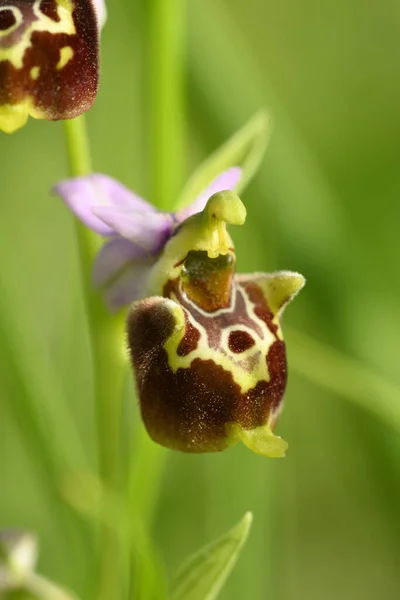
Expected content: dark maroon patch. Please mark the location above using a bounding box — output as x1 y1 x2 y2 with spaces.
265 340 287 412
237 340 287 429
39 0 61 22
0 0 99 120
0 9 16 31
228 330 255 353
241 281 279 337
177 315 201 357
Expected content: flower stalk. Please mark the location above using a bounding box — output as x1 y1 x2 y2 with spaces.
148 0 186 210
62 116 126 600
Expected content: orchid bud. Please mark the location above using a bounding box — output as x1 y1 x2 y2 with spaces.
127 191 305 457
0 0 103 133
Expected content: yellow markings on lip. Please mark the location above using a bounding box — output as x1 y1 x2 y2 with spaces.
163 289 275 395
30 65 40 79
57 45 73 69
0 98 44 134
0 0 76 70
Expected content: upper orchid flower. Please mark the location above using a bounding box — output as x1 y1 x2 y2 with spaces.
55 167 242 311
0 0 105 133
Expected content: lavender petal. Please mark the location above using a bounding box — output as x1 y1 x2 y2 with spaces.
102 261 154 311
92 237 150 288
93 206 174 253
54 174 154 236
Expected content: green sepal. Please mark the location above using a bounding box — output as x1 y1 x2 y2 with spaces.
237 271 306 317
234 423 288 458
171 512 253 600
175 111 271 211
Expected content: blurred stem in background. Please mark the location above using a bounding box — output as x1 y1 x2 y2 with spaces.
129 0 186 524
126 1 187 596
147 0 185 209
63 117 126 600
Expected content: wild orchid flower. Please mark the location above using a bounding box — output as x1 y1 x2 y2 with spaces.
55 168 305 457
0 0 105 134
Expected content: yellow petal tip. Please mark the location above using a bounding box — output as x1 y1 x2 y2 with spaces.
237 424 288 458
0 104 29 134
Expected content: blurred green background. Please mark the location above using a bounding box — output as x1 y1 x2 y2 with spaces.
0 0 400 598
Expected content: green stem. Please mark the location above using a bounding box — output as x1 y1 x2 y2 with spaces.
148 0 185 209
62 117 126 600
63 115 92 176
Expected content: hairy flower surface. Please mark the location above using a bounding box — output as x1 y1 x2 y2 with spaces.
0 0 104 133
56 169 304 457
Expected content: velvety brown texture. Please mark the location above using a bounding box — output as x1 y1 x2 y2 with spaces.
228 329 256 353
127 295 288 453
128 243 289 452
0 0 99 119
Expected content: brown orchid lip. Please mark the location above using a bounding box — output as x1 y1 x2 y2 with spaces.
127 246 300 455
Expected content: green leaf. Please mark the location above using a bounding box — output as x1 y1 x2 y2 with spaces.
171 512 253 600
175 112 270 210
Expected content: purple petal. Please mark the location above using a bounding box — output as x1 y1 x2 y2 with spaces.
101 261 154 311
177 167 242 222
93 206 174 253
54 174 154 236
93 237 150 288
